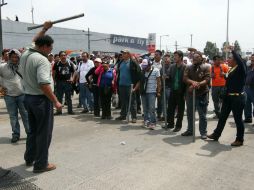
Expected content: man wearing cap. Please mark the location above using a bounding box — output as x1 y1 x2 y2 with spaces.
116 49 141 123
183 51 211 139
0 49 29 143
140 59 161 129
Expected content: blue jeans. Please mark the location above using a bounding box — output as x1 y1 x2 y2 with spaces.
4 95 29 138
244 86 254 119
141 93 156 124
79 83 94 111
186 93 208 136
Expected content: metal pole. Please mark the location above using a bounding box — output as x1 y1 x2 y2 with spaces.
127 84 134 123
192 89 196 143
225 0 230 60
162 59 167 127
160 36 162 50
88 27 90 54
31 6 34 24
190 34 193 48
0 0 8 54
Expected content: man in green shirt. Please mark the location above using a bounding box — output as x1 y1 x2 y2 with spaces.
166 51 186 132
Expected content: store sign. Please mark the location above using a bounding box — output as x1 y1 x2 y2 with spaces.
110 34 147 50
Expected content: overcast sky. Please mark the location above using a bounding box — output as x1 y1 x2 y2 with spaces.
2 0 254 52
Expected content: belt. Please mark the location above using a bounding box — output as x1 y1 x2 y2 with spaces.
227 92 244 96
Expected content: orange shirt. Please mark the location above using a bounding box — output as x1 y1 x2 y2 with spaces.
211 64 229 87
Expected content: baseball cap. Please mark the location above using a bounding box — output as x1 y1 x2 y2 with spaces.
94 58 102 63
121 49 130 53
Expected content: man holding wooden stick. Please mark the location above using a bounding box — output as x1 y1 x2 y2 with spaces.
20 21 62 173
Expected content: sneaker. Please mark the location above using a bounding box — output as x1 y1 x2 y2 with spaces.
201 135 207 140
231 140 243 147
115 116 126 120
137 109 142 114
11 136 19 143
132 118 137 123
181 131 193 136
143 120 149 128
148 124 156 130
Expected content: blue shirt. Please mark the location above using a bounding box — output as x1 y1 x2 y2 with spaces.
119 60 132 86
100 69 113 87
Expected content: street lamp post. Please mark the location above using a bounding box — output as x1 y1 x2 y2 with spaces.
190 34 193 47
159 35 169 51
226 0 230 59
0 0 8 54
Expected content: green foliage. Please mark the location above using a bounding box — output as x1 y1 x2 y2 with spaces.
204 41 219 60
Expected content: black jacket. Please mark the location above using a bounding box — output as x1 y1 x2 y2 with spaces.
168 63 186 94
116 59 141 86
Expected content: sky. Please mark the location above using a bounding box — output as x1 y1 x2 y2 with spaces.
1 0 254 52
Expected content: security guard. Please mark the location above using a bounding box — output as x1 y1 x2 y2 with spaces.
208 46 247 146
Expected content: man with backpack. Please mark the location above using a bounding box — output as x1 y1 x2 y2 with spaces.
140 59 161 129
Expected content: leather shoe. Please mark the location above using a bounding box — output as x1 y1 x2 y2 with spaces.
181 131 193 136
207 133 219 141
33 163 56 173
231 140 243 147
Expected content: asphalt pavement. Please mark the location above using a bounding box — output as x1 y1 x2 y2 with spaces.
0 95 254 190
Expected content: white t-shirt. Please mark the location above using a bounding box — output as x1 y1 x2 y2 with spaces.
152 60 162 70
77 60 94 83
145 68 160 93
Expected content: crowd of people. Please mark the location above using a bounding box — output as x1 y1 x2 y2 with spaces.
0 21 253 173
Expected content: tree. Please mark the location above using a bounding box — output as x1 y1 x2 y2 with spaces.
234 40 242 55
221 41 228 59
204 41 219 60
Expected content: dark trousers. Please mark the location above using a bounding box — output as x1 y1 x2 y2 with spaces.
93 86 100 116
56 81 73 113
99 86 112 117
24 95 54 170
119 86 137 119
214 94 246 141
157 95 162 117
167 90 185 128
212 86 224 117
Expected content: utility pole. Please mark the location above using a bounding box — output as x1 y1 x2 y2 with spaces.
87 27 91 54
175 41 179 51
225 0 230 59
190 34 193 47
0 0 8 54
31 0 34 24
